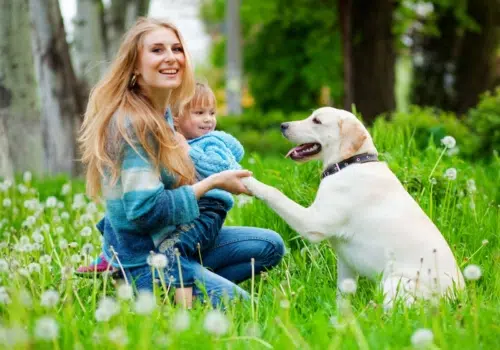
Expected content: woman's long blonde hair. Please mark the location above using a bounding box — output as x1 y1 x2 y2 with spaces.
79 17 196 198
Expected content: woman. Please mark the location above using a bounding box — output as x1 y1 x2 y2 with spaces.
79 17 284 306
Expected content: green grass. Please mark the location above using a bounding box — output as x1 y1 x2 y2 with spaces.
0 120 499 349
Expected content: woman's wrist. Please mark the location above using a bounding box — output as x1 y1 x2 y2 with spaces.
192 175 218 199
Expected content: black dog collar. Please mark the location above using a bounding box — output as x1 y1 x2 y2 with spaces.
321 153 379 179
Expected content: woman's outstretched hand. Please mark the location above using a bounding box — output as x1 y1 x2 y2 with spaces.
210 169 253 195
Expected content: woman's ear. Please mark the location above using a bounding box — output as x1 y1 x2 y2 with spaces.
338 118 367 159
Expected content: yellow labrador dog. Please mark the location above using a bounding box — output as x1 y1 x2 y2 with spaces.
242 107 464 309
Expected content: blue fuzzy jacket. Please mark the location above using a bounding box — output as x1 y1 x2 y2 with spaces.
188 130 244 210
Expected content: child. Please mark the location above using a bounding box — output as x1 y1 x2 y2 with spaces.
77 82 244 307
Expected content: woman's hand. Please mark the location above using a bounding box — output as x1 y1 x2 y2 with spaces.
210 169 253 195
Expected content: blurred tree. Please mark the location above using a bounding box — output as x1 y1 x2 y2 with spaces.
29 0 83 175
202 0 344 113
408 0 500 114
0 0 45 177
226 0 242 115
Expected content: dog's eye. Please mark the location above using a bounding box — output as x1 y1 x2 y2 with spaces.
312 117 322 125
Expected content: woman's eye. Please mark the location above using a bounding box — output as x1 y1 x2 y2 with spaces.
152 48 163 53
173 47 184 52
313 117 322 125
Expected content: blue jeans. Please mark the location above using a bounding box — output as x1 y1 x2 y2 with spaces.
124 226 285 307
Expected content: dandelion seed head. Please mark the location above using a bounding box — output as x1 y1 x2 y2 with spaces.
463 264 482 281
35 316 59 341
2 199 11 208
134 291 156 315
203 310 230 336
440 136 456 148
23 171 32 183
481 239 488 246
40 289 60 308
45 196 57 208
147 253 168 269
28 263 41 274
17 184 28 194
61 183 71 196
80 227 92 237
444 168 457 180
107 327 128 346
0 259 9 273
172 309 191 331
411 328 434 348
117 284 134 300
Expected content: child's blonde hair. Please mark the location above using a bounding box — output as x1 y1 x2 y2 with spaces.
171 82 217 125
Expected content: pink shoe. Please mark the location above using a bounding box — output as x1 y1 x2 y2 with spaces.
76 254 119 277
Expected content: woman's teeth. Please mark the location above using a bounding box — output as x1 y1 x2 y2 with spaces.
159 69 177 74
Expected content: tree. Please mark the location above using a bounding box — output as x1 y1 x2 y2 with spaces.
29 0 83 175
225 0 242 115
350 0 396 123
0 0 44 176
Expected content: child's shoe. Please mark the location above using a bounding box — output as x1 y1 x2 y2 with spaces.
76 253 120 278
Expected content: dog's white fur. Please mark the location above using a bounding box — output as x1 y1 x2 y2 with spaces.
242 107 464 309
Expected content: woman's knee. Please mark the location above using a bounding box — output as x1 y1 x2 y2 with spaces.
252 228 286 268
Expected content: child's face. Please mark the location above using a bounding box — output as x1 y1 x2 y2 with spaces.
176 105 216 139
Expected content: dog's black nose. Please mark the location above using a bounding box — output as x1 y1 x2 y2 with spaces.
281 123 289 131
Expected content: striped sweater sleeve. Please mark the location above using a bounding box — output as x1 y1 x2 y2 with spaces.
120 142 200 230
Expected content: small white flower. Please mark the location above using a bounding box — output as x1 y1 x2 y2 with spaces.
172 310 191 331
2 325 28 346
339 278 357 294
80 227 92 237
61 183 71 196
28 263 41 274
134 291 156 315
107 327 128 346
79 214 92 224
444 168 457 181
95 297 120 322
61 212 70 220
0 259 9 273
72 194 86 210
447 146 459 156
23 171 32 183
117 284 134 300
440 136 456 148
58 239 68 250
70 254 81 264
81 243 94 255
34 316 59 341
411 328 434 348
45 196 57 208
18 268 30 277
40 289 60 308
39 255 52 265
19 289 32 307
17 184 28 194
415 2 434 17
0 287 11 304
463 264 482 281
244 322 261 337
279 299 290 309
86 202 98 214
147 253 168 269
467 179 477 193
32 231 44 243
481 239 488 246
22 216 36 228
68 242 78 248
203 310 230 336
2 199 11 208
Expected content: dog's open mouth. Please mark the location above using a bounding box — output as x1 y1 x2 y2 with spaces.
285 143 322 160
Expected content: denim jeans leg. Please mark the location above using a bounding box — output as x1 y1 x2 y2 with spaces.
201 226 285 283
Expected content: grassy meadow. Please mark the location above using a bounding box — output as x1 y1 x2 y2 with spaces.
0 119 499 349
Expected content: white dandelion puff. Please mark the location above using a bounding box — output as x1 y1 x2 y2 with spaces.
23 171 32 183
440 136 456 148
2 199 11 208
68 242 78 249
61 183 71 196
80 227 92 237
147 253 168 269
39 255 52 265
463 264 482 281
70 254 81 264
0 259 9 273
61 212 70 220
444 168 457 181
34 316 59 341
134 291 156 315
95 297 120 322
17 184 28 194
481 239 488 246
32 231 44 243
203 310 230 336
117 284 134 301
28 263 41 274
467 179 477 193
45 196 57 208
107 327 128 346
81 243 94 256
40 289 60 308
411 328 434 348
339 278 357 294
172 309 191 331
58 239 68 250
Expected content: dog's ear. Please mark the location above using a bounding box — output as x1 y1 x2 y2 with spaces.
339 119 367 159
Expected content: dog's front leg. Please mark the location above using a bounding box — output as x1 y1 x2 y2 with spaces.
242 177 327 242
336 258 358 306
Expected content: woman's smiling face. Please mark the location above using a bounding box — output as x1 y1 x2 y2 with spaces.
136 27 185 91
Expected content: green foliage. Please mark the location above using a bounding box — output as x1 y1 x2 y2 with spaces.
201 0 344 112
467 87 500 158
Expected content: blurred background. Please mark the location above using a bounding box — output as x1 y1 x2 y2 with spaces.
0 0 499 180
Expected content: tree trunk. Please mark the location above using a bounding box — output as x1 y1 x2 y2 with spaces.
455 0 500 114
339 0 353 110
73 0 107 89
410 7 459 110
225 0 242 115
106 0 150 59
29 0 83 176
0 0 44 175
0 117 14 180
351 0 396 123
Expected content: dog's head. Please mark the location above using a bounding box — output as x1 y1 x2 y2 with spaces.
281 107 377 165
